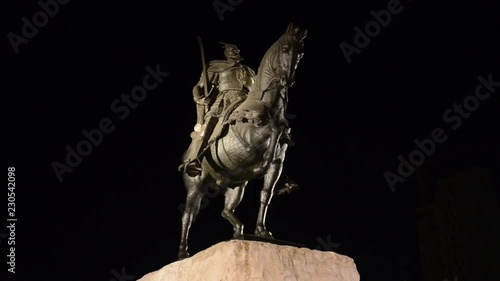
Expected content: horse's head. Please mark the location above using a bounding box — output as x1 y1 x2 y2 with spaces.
274 23 307 88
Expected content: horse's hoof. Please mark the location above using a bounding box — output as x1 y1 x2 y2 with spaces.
233 232 244 239
274 187 288 195
255 229 274 239
275 180 300 195
178 252 190 260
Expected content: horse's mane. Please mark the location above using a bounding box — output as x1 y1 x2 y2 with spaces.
248 37 284 100
247 24 306 100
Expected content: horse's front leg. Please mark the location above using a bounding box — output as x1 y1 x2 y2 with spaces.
255 143 288 238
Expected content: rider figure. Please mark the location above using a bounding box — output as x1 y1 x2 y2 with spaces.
181 42 255 177
180 42 299 194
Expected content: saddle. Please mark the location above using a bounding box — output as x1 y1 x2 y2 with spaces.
207 97 247 143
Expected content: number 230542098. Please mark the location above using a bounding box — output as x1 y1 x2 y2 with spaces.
8 167 16 217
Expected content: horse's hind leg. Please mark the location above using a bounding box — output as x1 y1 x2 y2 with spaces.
178 177 206 260
221 183 247 239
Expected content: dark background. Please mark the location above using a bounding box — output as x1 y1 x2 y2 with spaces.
4 0 499 281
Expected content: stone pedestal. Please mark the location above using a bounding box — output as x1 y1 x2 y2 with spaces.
138 240 360 281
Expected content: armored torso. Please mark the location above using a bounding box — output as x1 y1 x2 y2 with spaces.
207 60 255 93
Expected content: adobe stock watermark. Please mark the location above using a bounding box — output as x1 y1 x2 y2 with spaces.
110 267 135 281
339 0 412 64
285 113 297 121
0 232 7 244
385 73 499 192
315 234 341 251
178 183 219 215
212 0 244 22
51 64 170 183
7 0 71 54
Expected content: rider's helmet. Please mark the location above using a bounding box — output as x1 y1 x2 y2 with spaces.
219 42 244 62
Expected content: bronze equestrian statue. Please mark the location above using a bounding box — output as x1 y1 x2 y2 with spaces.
178 23 307 260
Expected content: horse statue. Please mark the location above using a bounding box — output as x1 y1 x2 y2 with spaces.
178 23 307 260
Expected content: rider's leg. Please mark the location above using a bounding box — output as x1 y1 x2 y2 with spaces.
184 116 219 176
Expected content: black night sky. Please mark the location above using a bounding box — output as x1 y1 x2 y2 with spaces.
4 0 499 281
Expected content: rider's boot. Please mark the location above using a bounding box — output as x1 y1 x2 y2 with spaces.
180 117 218 177
184 138 204 177
179 125 208 177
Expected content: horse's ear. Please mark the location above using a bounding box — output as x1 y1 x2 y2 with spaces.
286 23 294 34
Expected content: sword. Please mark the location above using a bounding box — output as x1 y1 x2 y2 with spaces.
197 36 210 96
196 36 210 125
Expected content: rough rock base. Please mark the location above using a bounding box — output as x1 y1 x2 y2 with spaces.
138 240 360 281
